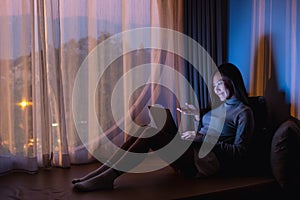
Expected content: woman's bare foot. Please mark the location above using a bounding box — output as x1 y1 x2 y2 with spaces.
71 162 110 184
73 169 118 192
71 178 82 184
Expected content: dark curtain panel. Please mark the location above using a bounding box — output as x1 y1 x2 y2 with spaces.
183 0 228 110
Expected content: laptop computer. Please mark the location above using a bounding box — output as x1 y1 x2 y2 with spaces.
148 105 179 135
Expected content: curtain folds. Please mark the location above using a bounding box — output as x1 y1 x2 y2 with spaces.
0 0 227 174
183 0 228 110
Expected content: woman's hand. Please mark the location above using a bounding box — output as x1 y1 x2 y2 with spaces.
180 131 205 143
180 130 196 140
177 103 200 121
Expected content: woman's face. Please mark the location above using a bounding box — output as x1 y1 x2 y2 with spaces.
213 73 232 102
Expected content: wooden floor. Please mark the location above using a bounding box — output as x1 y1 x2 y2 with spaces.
0 161 284 200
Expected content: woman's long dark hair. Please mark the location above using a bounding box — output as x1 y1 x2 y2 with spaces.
214 63 249 105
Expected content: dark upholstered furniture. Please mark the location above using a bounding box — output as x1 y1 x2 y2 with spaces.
247 96 272 175
246 96 300 198
270 116 300 196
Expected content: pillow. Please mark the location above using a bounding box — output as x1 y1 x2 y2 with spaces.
270 117 300 192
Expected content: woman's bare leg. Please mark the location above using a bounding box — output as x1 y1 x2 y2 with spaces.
72 126 157 184
73 126 178 191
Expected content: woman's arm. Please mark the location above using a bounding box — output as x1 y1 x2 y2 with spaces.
213 107 254 159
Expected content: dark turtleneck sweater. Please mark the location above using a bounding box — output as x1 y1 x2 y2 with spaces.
198 97 254 165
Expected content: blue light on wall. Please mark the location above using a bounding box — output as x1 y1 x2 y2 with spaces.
228 0 300 120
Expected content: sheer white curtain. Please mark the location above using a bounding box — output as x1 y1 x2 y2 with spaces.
0 0 186 174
